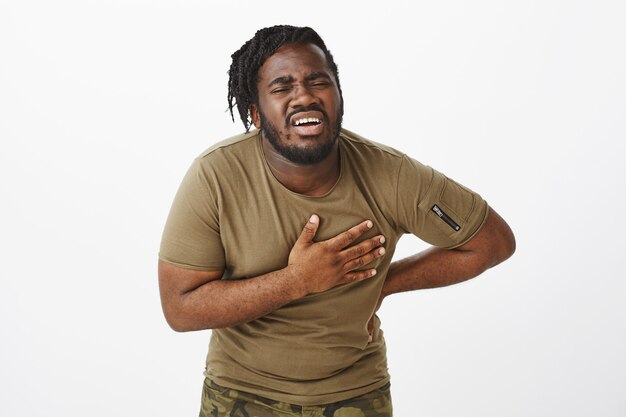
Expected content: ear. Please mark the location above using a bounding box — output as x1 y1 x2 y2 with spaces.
250 104 261 129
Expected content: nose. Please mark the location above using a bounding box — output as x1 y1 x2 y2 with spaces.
290 83 319 108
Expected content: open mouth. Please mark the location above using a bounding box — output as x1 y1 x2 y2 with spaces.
291 118 323 136
289 111 325 136
292 116 322 127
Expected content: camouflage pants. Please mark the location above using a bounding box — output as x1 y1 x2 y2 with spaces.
199 379 393 417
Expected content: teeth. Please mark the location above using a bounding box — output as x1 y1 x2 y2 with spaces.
294 117 321 126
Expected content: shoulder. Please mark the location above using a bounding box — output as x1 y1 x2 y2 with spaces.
339 128 405 160
339 128 437 194
177 130 261 193
338 128 410 177
189 130 261 174
197 129 260 160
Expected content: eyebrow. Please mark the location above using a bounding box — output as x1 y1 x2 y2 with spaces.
305 72 332 82
268 76 294 88
267 72 332 88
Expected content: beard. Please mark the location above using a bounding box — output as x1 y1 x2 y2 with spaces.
259 106 343 165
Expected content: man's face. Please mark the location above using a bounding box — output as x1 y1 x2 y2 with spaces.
251 43 343 165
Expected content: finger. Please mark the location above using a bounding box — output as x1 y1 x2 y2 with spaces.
341 235 385 262
343 268 377 283
297 214 319 244
343 246 386 272
328 220 373 250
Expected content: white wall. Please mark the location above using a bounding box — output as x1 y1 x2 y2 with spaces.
1 1 624 416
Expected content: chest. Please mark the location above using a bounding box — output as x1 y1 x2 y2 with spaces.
217 182 398 279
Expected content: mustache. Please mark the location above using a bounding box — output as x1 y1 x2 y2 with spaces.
285 105 329 127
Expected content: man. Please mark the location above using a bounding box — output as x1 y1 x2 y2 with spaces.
159 25 515 417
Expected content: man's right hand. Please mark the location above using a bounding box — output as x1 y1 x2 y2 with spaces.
287 214 386 295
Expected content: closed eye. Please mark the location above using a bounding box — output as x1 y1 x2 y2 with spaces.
270 86 292 94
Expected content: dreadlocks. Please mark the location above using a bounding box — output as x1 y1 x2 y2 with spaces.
227 25 343 132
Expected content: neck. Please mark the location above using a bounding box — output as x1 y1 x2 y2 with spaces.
261 135 341 197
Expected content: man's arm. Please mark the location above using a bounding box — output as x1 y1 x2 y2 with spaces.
159 214 387 331
367 207 514 335
378 206 515 306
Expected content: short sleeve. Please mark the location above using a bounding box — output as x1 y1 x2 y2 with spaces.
396 155 489 248
159 157 226 270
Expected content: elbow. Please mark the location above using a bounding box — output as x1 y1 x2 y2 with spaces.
162 309 194 332
492 222 516 267
505 232 516 260
166 318 193 333
161 303 210 332
500 221 516 262
160 293 191 332
162 300 224 332
486 207 516 266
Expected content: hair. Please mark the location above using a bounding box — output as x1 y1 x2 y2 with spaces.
227 25 343 132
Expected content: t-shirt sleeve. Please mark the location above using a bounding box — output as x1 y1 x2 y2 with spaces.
396 155 489 249
159 157 226 270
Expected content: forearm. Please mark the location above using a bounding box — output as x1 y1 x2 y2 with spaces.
166 266 306 331
382 246 490 297
382 208 515 298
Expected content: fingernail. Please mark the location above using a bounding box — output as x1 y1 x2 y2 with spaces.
366 221 373 229
309 214 318 224
379 236 385 244
378 248 385 255
371 270 377 276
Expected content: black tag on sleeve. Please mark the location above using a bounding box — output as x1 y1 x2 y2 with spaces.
431 204 461 231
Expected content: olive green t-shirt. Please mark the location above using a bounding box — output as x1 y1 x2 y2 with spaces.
159 128 488 405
